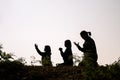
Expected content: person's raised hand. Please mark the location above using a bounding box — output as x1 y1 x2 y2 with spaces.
35 44 38 48
59 48 62 51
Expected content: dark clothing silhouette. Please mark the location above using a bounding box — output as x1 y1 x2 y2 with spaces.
60 47 73 65
34 44 52 66
77 37 98 62
59 40 73 66
74 31 98 67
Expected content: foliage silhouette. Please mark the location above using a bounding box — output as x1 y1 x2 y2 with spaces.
0 44 25 80
30 56 41 66
0 45 14 62
0 44 120 80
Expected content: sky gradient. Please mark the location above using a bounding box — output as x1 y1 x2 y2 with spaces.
0 0 120 66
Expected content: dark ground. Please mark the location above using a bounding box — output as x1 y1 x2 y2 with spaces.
0 61 120 80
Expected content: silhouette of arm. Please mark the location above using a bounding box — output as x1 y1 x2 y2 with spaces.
74 42 85 52
34 44 43 56
59 48 64 57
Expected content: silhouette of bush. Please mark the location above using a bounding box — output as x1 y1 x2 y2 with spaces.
0 44 120 80
0 56 120 80
0 44 25 80
0 61 25 80
80 59 120 80
0 45 14 62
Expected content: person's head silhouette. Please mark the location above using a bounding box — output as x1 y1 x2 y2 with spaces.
65 40 72 48
80 30 91 40
44 45 51 53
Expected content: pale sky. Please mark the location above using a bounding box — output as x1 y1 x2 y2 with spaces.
0 0 120 66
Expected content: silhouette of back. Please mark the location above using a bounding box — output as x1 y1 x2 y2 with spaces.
58 40 73 66
34 44 52 66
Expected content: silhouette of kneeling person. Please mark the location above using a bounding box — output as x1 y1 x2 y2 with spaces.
74 30 98 67
58 40 73 66
34 44 52 66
